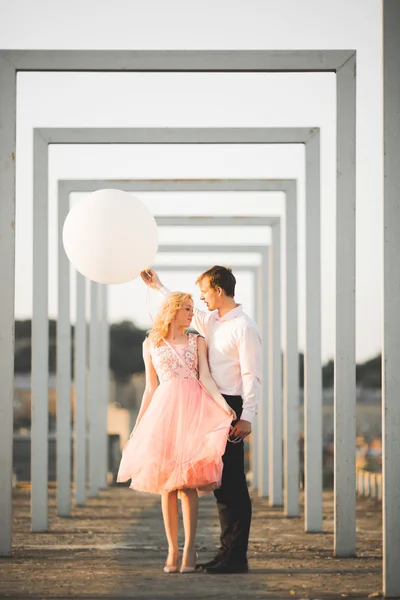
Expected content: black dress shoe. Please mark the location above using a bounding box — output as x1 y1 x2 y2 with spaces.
196 555 224 571
205 559 249 574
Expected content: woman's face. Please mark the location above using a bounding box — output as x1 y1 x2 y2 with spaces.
174 299 194 329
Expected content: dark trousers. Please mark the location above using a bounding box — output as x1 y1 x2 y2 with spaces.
213 394 252 564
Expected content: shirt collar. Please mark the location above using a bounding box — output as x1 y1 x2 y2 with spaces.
215 304 243 322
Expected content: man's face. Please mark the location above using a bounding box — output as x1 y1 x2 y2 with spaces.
199 277 221 311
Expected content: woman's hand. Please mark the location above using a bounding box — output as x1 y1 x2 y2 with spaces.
228 408 237 421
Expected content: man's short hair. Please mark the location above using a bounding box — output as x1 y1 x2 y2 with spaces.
196 265 236 297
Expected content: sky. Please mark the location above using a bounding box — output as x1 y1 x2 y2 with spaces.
0 0 383 363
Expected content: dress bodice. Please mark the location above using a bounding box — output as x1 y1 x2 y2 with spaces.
151 333 198 383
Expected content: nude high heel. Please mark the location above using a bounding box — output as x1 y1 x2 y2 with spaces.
180 550 198 573
163 565 178 573
164 550 179 573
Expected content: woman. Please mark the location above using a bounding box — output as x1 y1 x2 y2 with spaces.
117 292 235 573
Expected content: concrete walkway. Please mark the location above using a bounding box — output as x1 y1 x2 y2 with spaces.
0 485 382 599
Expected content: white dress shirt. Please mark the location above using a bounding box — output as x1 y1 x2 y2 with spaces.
160 287 262 423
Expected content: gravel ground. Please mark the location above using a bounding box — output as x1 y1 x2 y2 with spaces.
0 485 383 599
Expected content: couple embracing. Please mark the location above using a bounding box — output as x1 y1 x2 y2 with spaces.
117 265 262 574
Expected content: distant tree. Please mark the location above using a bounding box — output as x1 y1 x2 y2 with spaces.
14 320 32 339
322 359 334 388
319 355 382 389
14 343 31 373
13 318 382 389
14 340 59 374
299 353 304 389
48 319 57 338
109 321 147 381
356 354 381 388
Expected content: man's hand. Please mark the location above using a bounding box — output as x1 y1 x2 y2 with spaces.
140 269 163 290
229 419 252 440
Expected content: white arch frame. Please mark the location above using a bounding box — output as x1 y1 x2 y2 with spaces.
40 129 322 535
57 178 299 518
155 219 283 506
0 32 397 599
157 245 272 505
1 112 355 557
154 263 262 492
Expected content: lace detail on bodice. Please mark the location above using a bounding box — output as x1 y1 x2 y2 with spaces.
151 333 198 383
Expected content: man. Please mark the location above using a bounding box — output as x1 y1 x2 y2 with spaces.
141 265 262 574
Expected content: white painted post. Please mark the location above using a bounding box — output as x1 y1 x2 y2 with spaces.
258 250 269 497
134 197 288 507
252 266 261 491
0 56 16 556
31 131 49 532
357 470 364 496
304 131 323 532
268 223 283 506
56 194 71 516
377 475 383 502
370 473 377 500
89 282 100 497
157 244 270 496
363 472 371 498
74 273 87 506
284 184 300 517
0 48 357 552
104 287 110 485
383 1 400 595
98 285 109 489
334 53 357 556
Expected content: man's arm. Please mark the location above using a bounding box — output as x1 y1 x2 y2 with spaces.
140 269 211 335
230 324 262 439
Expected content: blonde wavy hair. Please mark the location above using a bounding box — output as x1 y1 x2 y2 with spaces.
149 292 193 347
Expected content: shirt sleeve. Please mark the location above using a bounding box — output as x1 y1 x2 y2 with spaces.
159 286 210 337
237 325 262 423
159 286 170 297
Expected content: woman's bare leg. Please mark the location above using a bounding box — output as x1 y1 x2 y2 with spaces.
180 488 199 567
161 491 179 566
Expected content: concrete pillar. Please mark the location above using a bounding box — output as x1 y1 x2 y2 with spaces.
56 195 71 516
74 273 87 506
304 131 323 532
364 472 371 498
98 285 109 489
334 53 357 556
284 185 300 517
0 55 16 556
370 474 377 500
376 474 383 502
257 250 269 496
268 224 283 506
155 262 263 492
89 282 100 497
31 131 49 532
383 1 400 594
251 267 261 491
356 470 364 496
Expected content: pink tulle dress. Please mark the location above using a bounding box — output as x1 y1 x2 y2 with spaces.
117 333 232 495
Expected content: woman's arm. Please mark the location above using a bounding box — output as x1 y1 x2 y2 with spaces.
133 338 158 429
197 336 236 420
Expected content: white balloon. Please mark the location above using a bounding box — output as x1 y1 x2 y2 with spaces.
62 189 158 284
